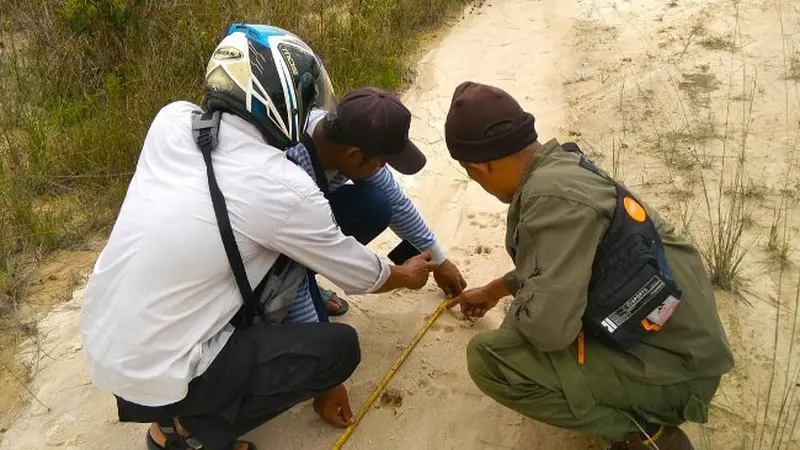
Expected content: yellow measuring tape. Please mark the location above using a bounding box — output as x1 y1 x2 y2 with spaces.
331 297 451 449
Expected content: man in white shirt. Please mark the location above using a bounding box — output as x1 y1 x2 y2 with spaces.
79 24 438 450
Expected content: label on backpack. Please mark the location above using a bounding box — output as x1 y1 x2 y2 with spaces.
601 275 666 333
646 295 681 327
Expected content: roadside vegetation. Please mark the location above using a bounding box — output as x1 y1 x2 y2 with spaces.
0 0 471 416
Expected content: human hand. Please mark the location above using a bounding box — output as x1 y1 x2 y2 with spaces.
313 384 353 428
433 259 467 297
447 286 501 319
399 251 438 290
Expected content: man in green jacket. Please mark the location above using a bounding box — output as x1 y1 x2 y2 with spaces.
444 81 734 450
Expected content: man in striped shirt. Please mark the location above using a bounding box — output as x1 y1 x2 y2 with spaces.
283 87 467 324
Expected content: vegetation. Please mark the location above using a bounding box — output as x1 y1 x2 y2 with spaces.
0 0 471 309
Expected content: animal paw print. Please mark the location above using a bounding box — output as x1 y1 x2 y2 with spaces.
467 211 504 229
374 387 405 414
472 245 493 255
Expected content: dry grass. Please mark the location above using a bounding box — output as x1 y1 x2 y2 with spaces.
654 121 717 171
678 69 721 107
788 51 800 81
699 34 737 52
0 0 472 307
767 201 792 265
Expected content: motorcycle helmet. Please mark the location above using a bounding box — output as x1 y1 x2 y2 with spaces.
204 23 337 148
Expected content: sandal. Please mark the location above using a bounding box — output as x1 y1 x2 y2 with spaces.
146 421 258 450
321 288 349 316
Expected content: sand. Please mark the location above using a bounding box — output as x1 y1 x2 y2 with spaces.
3 0 800 448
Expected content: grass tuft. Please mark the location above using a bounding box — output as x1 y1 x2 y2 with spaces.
678 70 721 107
788 51 800 81
699 34 737 52
699 170 752 292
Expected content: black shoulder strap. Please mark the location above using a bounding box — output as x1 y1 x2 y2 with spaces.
300 133 330 195
564 140 671 265
562 141 614 183
560 141 583 155
192 110 256 328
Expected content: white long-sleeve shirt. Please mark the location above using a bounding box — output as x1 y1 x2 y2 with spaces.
79 101 390 407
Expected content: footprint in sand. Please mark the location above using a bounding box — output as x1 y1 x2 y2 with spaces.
470 220 488 229
472 245 493 255
375 387 404 414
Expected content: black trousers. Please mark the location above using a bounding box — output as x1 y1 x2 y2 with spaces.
308 183 392 323
116 322 361 449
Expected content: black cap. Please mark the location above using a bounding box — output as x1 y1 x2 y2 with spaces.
445 81 537 163
328 87 426 175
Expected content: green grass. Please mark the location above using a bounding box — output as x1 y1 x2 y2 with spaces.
0 0 472 309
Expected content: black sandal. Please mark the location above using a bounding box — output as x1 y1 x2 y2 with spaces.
321 288 349 317
145 420 257 450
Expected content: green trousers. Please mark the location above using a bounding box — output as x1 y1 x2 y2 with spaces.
466 329 720 441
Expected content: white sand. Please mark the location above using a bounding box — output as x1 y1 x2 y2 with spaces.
3 0 800 448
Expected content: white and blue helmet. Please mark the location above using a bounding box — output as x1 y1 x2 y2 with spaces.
204 24 337 148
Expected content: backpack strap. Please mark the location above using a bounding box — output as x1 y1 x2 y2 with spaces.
300 133 330 195
561 141 615 183
560 141 583 155
192 110 257 328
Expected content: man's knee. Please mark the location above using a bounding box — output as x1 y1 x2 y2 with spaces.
319 323 361 381
328 184 392 243
466 330 555 405
466 332 505 393
356 184 391 228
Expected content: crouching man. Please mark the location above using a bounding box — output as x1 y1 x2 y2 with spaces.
80 24 438 450
444 81 734 450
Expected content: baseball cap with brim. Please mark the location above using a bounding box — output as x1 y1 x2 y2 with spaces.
380 140 426 175
332 87 427 175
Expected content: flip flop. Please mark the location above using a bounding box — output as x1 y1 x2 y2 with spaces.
146 423 257 450
320 288 349 316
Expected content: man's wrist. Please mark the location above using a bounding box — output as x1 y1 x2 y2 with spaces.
501 270 520 295
395 265 412 286
485 276 511 301
425 243 447 265
375 264 411 293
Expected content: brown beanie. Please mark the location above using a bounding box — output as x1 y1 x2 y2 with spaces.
444 81 538 163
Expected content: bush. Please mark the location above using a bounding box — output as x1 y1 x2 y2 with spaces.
0 0 471 301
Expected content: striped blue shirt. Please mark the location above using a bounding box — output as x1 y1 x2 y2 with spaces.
283 110 443 323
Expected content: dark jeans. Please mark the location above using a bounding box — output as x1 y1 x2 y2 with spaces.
308 183 392 322
116 323 360 448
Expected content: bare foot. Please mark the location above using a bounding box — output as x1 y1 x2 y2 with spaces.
149 423 168 447
313 384 353 428
149 420 191 447
327 293 344 313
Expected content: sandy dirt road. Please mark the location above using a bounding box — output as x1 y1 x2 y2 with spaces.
3 0 800 448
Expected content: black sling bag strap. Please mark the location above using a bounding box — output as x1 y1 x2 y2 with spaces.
300 134 330 195
192 110 257 328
